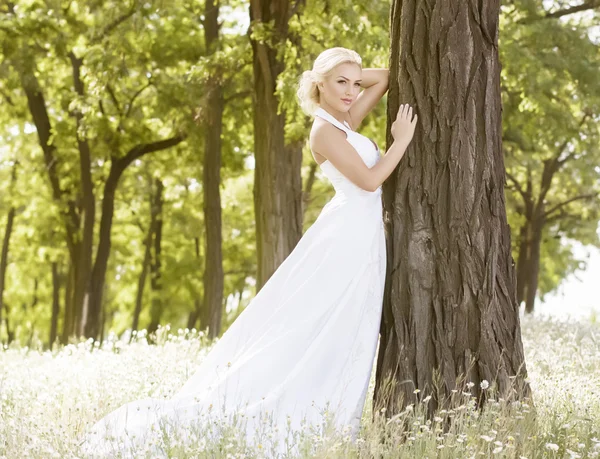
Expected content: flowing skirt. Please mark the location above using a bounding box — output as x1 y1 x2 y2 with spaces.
80 191 386 458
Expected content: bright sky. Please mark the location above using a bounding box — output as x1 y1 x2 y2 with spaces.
535 239 600 322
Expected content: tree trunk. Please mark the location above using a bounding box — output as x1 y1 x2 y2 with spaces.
376 0 530 416
202 0 226 340
26 278 39 347
69 52 96 338
515 222 531 305
302 162 318 221
84 136 184 339
0 160 17 342
131 214 153 334
50 261 60 349
61 262 74 344
524 218 544 314
0 207 15 341
148 179 164 336
188 236 205 331
20 65 87 341
249 0 303 290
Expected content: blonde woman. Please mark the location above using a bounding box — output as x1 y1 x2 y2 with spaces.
81 47 417 458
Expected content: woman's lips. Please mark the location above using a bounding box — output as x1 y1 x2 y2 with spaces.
342 98 352 104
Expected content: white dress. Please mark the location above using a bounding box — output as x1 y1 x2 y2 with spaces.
79 106 386 458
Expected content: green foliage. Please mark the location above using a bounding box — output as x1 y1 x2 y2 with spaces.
0 0 599 343
500 1 600 296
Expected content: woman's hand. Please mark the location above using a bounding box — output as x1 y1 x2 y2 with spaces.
391 104 418 145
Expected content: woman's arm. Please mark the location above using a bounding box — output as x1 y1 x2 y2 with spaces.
348 68 389 130
312 104 417 193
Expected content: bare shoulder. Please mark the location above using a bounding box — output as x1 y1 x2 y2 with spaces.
309 118 347 155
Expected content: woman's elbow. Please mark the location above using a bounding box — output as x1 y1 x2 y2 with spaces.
361 178 380 193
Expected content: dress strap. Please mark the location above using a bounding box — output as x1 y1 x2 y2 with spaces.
314 107 352 134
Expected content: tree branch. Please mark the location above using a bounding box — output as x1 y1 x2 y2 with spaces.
91 3 138 44
505 171 529 202
546 0 600 19
518 0 600 23
125 82 153 118
106 83 122 114
116 134 188 170
544 193 599 219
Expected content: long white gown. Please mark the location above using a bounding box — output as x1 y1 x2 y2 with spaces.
79 106 386 458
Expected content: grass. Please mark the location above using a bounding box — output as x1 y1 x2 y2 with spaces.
1 315 600 458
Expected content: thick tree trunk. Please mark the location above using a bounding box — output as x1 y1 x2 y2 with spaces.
148 179 164 335
50 261 60 349
376 0 530 416
249 0 303 290
202 0 225 340
69 52 96 338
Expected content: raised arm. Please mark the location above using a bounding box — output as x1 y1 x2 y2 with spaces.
311 104 418 192
347 68 389 130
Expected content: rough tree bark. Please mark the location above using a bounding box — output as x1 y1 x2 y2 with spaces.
249 0 304 290
375 0 530 415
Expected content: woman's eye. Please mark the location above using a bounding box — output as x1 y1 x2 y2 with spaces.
354 83 360 86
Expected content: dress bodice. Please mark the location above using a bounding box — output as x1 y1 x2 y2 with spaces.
312 107 382 197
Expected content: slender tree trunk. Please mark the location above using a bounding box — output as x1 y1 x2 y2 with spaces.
84 136 184 339
4 302 14 344
249 0 303 290
524 217 544 314
515 222 531 305
201 0 226 340
302 162 318 221
376 0 530 416
131 218 153 334
188 236 205 331
148 179 164 335
0 161 17 341
20 65 86 341
50 261 60 349
26 278 39 347
0 207 15 341
61 262 74 344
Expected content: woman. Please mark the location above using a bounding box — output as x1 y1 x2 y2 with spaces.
80 47 417 458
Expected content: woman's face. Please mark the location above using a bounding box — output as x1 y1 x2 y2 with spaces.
318 62 362 112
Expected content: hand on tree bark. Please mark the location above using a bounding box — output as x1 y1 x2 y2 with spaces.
391 104 418 145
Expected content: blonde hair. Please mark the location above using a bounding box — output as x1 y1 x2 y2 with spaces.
296 47 362 116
